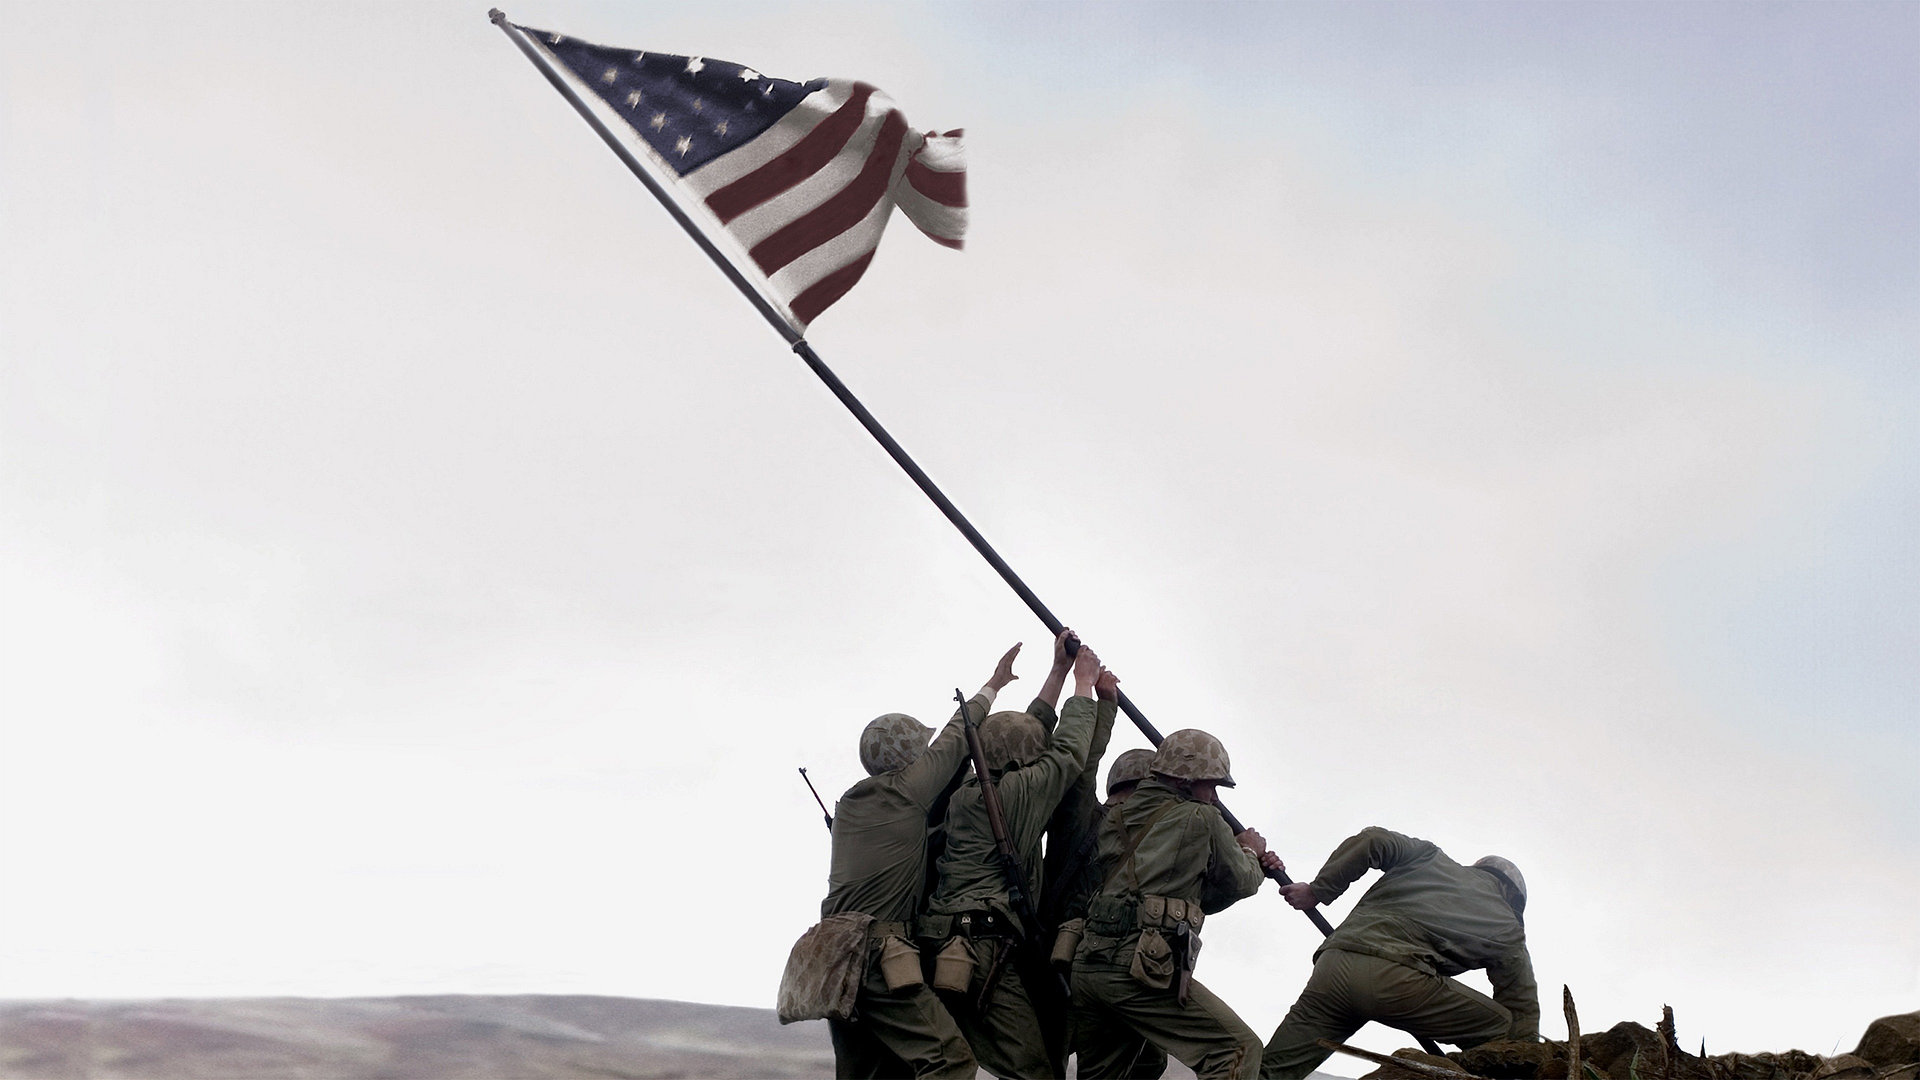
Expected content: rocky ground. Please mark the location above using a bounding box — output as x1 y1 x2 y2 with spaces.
1349 1008 1920 1080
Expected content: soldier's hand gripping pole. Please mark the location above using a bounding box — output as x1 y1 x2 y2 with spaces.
798 767 832 832
955 689 1071 1003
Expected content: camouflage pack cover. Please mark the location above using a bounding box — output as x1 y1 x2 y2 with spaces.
1150 728 1235 785
977 710 1045 771
776 911 873 1024
1106 748 1157 795
859 713 932 776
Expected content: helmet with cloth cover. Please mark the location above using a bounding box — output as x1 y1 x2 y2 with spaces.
1105 748 1157 796
860 713 933 776
1149 729 1235 786
977 710 1046 772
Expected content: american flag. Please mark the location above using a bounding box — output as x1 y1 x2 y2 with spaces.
517 22 967 332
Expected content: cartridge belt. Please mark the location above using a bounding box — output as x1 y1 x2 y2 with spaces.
919 910 1015 940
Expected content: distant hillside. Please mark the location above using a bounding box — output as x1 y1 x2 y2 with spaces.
0 995 834 1079
0 994 1322 1078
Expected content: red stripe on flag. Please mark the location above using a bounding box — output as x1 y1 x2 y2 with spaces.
750 109 909 276
788 249 877 326
704 84 878 225
921 232 963 250
905 157 966 207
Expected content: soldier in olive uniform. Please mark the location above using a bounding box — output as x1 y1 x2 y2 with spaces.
1045 747 1167 1078
922 638 1108 1078
1259 828 1539 1080
1070 730 1276 1080
1029 664 1128 1076
819 643 1024 1080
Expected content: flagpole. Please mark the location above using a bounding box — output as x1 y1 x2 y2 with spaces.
488 8 1338 940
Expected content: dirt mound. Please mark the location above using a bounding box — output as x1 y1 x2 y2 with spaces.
1357 1010 1920 1080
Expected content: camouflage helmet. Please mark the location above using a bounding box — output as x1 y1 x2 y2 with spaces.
1150 729 1235 786
1473 855 1527 914
1105 748 1157 796
978 710 1046 771
859 713 933 776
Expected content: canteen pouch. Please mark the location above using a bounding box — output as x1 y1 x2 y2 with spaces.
1129 926 1175 990
932 936 974 994
877 934 924 993
1050 918 1085 967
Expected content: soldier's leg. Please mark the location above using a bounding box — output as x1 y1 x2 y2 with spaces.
1020 953 1070 1076
1356 956 1511 1050
1071 963 1161 1080
1078 962 1262 1080
849 954 977 1080
829 1016 910 1079
937 938 1052 1079
1260 950 1368 1080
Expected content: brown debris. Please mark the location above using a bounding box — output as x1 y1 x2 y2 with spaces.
1855 1013 1920 1070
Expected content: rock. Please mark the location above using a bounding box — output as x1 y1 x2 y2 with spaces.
1855 1013 1920 1069
1451 1040 1564 1079
1358 1048 1470 1080
1807 1054 1877 1080
1581 1022 1673 1079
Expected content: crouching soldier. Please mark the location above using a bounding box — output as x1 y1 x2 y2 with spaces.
920 638 1106 1078
1069 730 1274 1080
777 643 1023 1079
1260 828 1538 1079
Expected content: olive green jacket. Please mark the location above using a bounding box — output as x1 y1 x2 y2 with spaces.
1090 778 1265 916
820 692 991 924
1308 826 1540 1040
926 695 1101 936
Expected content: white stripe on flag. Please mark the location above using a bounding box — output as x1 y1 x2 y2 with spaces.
680 80 861 198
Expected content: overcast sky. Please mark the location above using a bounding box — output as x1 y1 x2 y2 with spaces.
2 0 1914 1063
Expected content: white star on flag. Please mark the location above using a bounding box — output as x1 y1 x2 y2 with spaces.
685 56 704 74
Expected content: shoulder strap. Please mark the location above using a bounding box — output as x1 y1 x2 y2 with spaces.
1116 801 1185 896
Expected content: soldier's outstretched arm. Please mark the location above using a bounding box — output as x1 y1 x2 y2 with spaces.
1199 808 1267 912
1030 627 1078 722
1306 826 1439 905
902 642 1022 808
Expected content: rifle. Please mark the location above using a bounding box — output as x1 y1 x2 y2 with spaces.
798 767 832 832
954 688 1071 1006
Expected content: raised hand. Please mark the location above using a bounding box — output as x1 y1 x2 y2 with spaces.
987 642 1022 691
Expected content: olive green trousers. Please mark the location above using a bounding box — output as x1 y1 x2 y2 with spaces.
1260 948 1513 1080
1069 959 1263 1079
827 938 976 1079
933 937 1053 1079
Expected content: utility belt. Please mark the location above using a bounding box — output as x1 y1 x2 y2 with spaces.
917 910 1020 999
1085 893 1206 1001
917 909 1016 941
1085 893 1207 937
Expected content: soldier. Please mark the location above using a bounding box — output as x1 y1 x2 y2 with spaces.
1030 663 1128 1075
1044 746 1167 1079
1259 828 1539 1080
815 643 1025 1080
1069 730 1275 1080
921 637 1107 1078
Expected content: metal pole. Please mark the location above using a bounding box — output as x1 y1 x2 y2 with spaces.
491 5 1327 934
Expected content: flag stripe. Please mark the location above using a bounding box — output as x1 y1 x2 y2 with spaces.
682 81 859 196
705 83 878 224
750 109 909 276
788 249 877 326
904 157 966 207
724 104 895 251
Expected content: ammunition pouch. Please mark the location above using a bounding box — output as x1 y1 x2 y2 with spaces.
1100 894 1204 993
1050 917 1085 968
870 921 923 993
